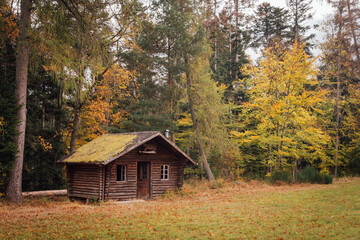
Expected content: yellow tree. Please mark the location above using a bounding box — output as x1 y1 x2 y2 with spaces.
181 40 238 181
64 64 136 147
232 42 331 177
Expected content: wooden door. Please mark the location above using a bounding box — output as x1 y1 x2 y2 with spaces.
137 162 150 199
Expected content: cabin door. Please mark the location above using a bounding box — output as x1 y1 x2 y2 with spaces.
137 162 150 199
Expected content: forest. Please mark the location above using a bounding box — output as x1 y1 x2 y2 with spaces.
1 0 359 203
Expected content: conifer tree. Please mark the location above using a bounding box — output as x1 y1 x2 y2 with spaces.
287 0 315 43
252 3 291 49
6 0 32 203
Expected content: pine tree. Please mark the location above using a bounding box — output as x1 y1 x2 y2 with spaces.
252 3 291 49
287 0 315 52
6 0 32 203
0 0 18 195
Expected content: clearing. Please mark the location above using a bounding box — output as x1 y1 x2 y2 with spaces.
0 178 359 239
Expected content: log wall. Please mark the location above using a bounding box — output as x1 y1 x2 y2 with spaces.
66 138 187 201
66 165 101 199
105 139 186 201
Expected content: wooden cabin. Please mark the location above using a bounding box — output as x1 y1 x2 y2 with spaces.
59 131 196 201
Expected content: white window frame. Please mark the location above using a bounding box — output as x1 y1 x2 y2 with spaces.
161 165 169 180
116 165 126 182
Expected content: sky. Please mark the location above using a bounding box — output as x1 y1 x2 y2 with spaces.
248 0 335 60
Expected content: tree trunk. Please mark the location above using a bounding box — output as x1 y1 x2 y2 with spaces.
186 71 215 182
295 0 299 42
228 4 232 80
234 0 239 65
214 0 217 71
335 62 340 177
69 104 82 153
334 3 344 177
168 41 173 111
6 0 32 203
346 0 360 62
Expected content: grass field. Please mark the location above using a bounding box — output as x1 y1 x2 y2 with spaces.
0 178 359 239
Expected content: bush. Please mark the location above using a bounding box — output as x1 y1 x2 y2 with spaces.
296 166 333 184
322 174 333 184
269 170 292 184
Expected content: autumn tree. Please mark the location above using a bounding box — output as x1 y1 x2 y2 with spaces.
184 38 235 181
321 0 360 176
76 64 135 144
233 43 330 177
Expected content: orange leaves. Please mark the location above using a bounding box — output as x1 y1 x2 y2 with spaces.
0 116 5 134
78 64 136 142
37 136 53 151
0 2 18 43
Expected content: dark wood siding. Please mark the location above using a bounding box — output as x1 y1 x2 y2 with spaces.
105 159 137 201
150 147 185 198
104 140 185 201
66 138 188 201
66 165 101 199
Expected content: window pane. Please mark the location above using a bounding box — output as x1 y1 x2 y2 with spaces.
117 165 126 181
161 165 169 180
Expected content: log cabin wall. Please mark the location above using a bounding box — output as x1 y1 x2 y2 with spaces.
104 158 137 201
66 164 101 199
104 139 186 201
150 148 185 198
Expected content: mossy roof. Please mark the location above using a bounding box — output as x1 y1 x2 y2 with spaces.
59 131 196 165
62 134 137 164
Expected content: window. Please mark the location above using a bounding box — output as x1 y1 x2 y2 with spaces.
161 165 169 180
117 165 126 181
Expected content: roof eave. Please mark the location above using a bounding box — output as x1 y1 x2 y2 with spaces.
57 131 197 166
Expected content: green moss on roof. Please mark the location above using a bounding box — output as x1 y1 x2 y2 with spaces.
63 134 137 163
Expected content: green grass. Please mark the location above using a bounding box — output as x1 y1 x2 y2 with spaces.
0 178 359 239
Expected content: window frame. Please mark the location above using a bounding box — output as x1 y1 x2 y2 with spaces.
116 164 127 182
160 164 169 180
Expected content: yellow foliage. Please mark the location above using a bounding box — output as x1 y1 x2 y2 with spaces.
177 114 193 127
76 64 136 145
37 136 53 152
235 42 331 171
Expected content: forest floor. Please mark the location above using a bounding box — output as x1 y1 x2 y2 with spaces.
0 177 359 239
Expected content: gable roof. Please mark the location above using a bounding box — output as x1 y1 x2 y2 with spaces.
59 131 196 165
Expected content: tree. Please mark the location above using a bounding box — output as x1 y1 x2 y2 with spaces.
23 64 67 191
6 0 32 203
207 0 251 103
36 0 133 152
233 43 330 177
75 64 135 144
287 0 315 46
0 0 18 196
321 0 360 176
252 3 291 49
185 40 231 181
